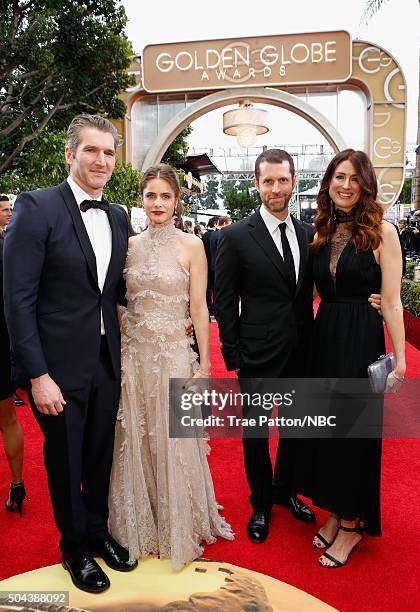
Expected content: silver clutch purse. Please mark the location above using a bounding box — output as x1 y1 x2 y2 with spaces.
367 352 395 393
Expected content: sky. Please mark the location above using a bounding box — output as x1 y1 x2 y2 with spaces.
121 0 419 151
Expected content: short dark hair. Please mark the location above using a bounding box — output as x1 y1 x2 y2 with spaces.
66 114 120 154
208 216 220 228
255 148 295 180
65 114 120 173
0 194 10 202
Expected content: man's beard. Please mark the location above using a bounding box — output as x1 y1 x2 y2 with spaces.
262 194 292 214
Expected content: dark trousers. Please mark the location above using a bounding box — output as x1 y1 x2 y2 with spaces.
206 269 215 315
29 338 120 557
239 351 301 512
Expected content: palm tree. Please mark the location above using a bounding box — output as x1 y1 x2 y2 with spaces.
362 0 420 210
361 0 390 22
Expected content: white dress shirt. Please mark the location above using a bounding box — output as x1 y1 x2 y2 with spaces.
260 204 300 283
67 176 112 334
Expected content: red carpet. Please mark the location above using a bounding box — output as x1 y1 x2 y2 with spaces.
0 324 419 612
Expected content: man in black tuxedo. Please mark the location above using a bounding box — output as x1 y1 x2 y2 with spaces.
215 149 316 543
3 114 136 592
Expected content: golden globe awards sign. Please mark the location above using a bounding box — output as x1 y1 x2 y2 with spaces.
142 31 351 93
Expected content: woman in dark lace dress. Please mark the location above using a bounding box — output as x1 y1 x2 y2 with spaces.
299 150 406 568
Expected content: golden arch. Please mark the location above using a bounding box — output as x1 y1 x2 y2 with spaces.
141 88 348 170
121 39 406 208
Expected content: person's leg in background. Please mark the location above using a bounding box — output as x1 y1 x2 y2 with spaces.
0 394 25 515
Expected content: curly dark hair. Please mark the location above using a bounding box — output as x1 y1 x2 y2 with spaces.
311 149 383 253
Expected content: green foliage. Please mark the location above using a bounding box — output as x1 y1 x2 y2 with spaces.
298 178 318 193
161 126 193 169
360 0 389 24
221 176 259 219
399 177 412 204
0 0 134 175
198 176 220 209
401 278 420 317
0 130 67 192
404 261 415 281
104 163 141 210
0 127 141 209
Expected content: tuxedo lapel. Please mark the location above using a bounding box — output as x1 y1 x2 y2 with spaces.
58 181 99 290
103 205 120 293
293 217 309 295
248 210 291 285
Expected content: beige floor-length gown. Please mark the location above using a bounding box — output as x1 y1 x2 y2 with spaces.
109 223 233 570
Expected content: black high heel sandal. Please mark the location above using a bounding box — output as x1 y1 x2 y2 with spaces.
319 520 364 568
313 516 340 549
5 480 26 517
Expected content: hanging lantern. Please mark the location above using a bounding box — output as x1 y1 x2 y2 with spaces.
223 100 269 149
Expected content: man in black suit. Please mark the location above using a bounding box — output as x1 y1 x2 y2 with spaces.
215 149 316 543
202 215 220 316
411 210 420 254
3 114 136 592
0 195 12 233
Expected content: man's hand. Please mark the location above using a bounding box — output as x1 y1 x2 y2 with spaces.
368 293 382 315
30 374 66 416
185 322 194 338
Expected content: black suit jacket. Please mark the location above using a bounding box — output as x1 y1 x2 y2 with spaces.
215 209 314 373
202 228 219 272
3 181 128 390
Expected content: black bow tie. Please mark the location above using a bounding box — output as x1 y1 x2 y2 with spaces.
80 199 109 213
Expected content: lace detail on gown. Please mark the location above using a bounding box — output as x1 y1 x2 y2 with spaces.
109 223 233 570
329 222 352 282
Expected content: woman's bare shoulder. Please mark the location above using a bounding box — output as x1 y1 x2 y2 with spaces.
177 230 203 248
128 232 145 246
380 219 394 232
380 220 399 241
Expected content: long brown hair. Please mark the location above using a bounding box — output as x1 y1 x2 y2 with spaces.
140 164 183 228
311 149 383 252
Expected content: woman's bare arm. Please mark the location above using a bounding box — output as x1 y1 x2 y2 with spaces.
377 221 406 385
185 235 211 376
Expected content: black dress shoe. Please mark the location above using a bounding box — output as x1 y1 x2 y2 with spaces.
247 510 270 543
274 495 315 523
90 536 138 572
62 554 110 593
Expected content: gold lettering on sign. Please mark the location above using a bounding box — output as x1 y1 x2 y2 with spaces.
352 41 406 207
373 137 401 160
373 111 391 128
143 31 351 92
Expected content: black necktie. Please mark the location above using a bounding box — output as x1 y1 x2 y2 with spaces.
279 223 296 288
80 199 110 213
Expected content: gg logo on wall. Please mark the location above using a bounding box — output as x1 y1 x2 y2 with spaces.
351 41 406 208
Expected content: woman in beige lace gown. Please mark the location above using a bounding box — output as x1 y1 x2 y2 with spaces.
109 164 233 570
